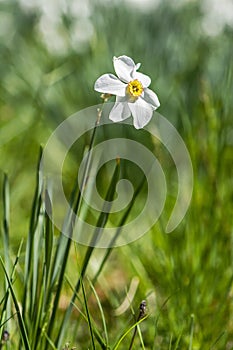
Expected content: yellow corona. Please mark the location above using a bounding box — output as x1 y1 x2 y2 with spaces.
127 79 143 97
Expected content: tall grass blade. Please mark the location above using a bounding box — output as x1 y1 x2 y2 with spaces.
188 314 194 350
0 239 23 346
66 275 108 349
1 173 10 340
2 173 10 271
44 188 53 284
22 147 43 324
173 330 183 350
92 174 146 284
88 278 108 346
46 121 99 343
30 265 46 349
56 159 121 348
0 256 31 350
168 334 173 350
80 277 96 350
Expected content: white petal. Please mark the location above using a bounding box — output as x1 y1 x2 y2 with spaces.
113 55 136 83
132 71 151 87
109 97 131 123
128 98 154 129
143 87 160 109
94 74 127 96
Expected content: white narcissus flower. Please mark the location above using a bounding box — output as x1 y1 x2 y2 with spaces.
94 55 160 129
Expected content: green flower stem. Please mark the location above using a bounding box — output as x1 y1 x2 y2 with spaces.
56 157 120 349
48 100 107 346
128 301 147 350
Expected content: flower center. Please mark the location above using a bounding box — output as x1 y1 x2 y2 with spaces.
127 79 143 97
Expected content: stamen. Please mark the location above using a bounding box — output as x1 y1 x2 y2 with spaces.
127 79 143 97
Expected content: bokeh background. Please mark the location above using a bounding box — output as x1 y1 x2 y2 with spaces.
0 0 232 233
0 0 233 348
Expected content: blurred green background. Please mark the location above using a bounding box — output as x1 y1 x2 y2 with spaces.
0 0 232 234
0 0 233 348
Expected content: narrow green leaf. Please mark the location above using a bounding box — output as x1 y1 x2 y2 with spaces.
50 121 98 287
112 315 148 350
168 334 173 350
22 147 43 323
189 314 195 350
92 174 146 284
0 240 23 343
80 278 96 350
31 265 46 349
174 329 183 350
0 256 31 350
137 324 146 350
56 159 121 348
88 278 108 346
66 276 108 350
42 332 57 350
46 142 87 342
2 173 10 269
44 188 53 283
1 173 10 338
209 331 226 349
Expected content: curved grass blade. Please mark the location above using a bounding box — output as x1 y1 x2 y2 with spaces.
112 315 148 350
0 256 31 350
88 278 108 347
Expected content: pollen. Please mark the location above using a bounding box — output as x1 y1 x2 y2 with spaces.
127 79 143 97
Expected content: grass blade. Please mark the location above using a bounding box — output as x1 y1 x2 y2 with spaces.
66 275 108 349
173 330 183 350
22 147 43 323
88 278 109 346
0 240 23 346
112 315 148 350
56 158 121 348
0 173 11 339
209 331 226 349
128 300 147 350
188 314 195 350
44 188 53 284
2 173 10 271
80 277 96 350
0 256 31 350
92 174 146 284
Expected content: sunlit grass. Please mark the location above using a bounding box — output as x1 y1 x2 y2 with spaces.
0 0 233 349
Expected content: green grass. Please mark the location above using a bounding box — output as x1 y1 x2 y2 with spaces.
0 0 233 349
